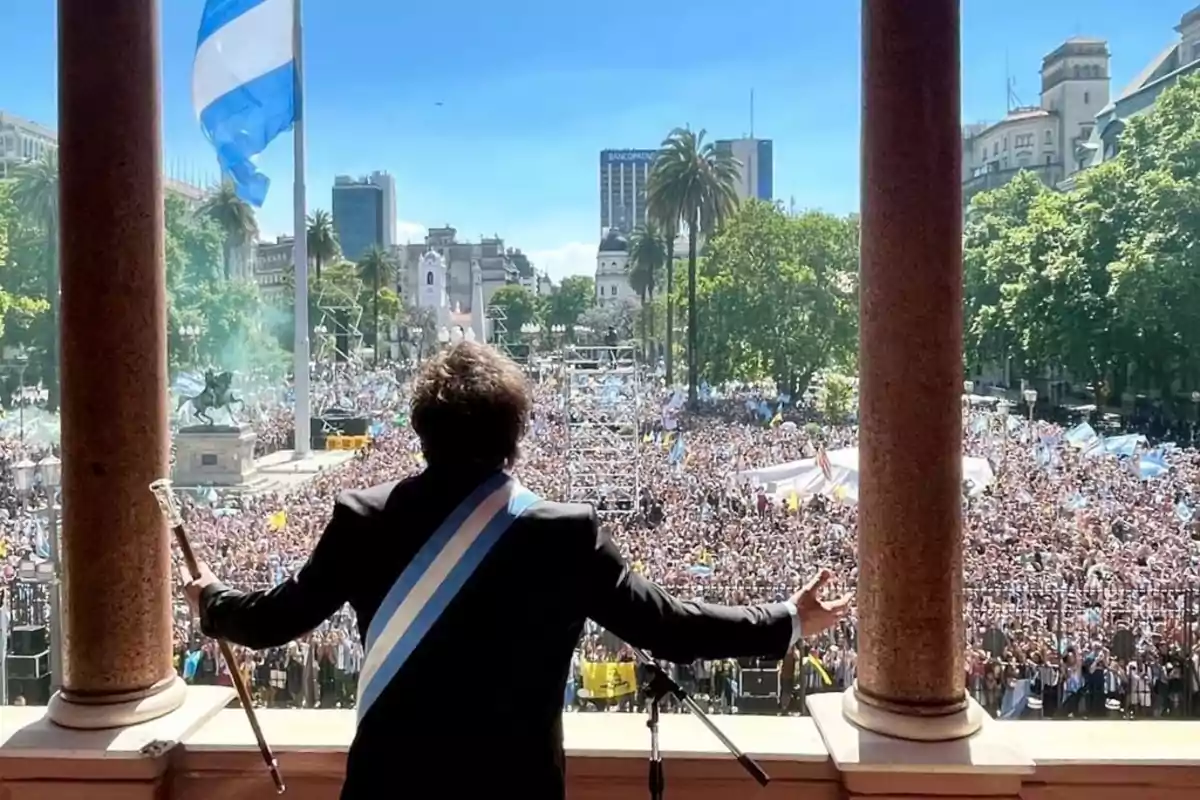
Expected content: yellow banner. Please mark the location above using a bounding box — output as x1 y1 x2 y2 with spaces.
580 661 637 699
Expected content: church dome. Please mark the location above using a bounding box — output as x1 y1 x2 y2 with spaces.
598 228 628 253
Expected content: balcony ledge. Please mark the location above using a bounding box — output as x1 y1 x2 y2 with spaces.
0 688 1197 799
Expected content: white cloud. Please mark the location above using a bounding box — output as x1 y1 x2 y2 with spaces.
396 219 428 244
527 241 597 283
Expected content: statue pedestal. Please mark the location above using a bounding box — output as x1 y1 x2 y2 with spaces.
172 425 258 488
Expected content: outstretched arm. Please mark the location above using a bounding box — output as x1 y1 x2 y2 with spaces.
185 499 360 650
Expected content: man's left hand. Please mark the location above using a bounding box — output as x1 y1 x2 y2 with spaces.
181 561 219 615
789 568 853 637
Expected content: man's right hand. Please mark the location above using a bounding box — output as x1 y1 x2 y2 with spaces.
789 569 853 637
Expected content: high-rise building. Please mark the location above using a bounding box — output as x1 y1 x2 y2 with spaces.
715 137 774 202
331 171 396 262
0 111 57 179
599 149 656 234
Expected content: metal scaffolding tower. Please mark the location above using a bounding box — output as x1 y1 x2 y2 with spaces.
562 344 641 514
313 278 365 364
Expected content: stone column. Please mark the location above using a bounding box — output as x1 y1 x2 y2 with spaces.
843 0 984 741
50 0 186 728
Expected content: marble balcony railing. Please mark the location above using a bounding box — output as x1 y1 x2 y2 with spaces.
0 688 1197 800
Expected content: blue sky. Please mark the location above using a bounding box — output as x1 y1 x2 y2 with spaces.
3 1 1197 280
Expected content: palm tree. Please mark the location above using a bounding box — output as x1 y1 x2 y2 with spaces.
12 152 60 411
198 180 258 280
357 246 396 364
647 127 740 408
628 221 665 362
306 209 338 284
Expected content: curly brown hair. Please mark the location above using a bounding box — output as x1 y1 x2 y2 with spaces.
410 341 531 469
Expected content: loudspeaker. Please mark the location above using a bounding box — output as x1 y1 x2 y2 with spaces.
11 625 48 656
8 650 50 679
736 694 779 714
8 673 51 706
740 668 779 696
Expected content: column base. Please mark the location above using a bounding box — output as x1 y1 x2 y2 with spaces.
842 681 985 742
47 674 188 730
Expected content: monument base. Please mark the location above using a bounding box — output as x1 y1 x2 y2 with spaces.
172 424 258 488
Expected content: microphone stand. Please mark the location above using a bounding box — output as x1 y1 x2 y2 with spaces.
632 648 769 800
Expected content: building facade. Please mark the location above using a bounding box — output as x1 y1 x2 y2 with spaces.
397 226 517 315
594 229 639 306
962 37 1110 204
0 112 57 179
715 137 774 201
1073 5 1200 175
252 236 294 305
599 149 655 234
331 171 395 262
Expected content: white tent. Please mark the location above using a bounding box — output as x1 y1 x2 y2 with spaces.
737 446 995 505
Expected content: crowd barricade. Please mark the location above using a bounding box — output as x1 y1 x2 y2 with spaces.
325 435 370 451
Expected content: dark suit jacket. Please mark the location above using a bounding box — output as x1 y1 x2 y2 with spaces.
199 465 794 799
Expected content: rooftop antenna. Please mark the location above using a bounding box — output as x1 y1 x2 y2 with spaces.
749 88 755 139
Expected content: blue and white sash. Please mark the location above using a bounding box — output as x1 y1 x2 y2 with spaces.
355 472 540 722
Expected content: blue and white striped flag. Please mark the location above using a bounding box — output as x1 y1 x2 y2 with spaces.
193 0 297 206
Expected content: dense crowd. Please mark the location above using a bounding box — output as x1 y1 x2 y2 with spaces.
2 362 1198 719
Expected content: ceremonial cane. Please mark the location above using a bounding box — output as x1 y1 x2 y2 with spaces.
150 479 286 794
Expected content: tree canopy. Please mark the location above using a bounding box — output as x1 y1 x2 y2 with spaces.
687 199 858 394
963 73 1200 406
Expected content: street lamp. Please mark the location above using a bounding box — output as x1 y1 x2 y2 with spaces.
1023 388 1038 424
1191 391 1200 445
12 458 36 497
450 327 465 344
437 327 450 346
39 455 63 695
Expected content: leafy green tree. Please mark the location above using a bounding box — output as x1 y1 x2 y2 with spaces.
648 127 740 407
818 373 855 422
488 284 543 341
690 200 858 395
306 208 338 284
547 274 594 328
578 298 638 343
198 180 258 280
962 73 1200 407
357 246 396 363
628 221 665 359
10 153 60 409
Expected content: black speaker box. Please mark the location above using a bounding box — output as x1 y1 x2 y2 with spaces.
8 673 51 706
8 650 50 679
740 668 779 696
11 625 48 656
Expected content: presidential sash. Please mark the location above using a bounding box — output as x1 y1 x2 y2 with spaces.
355 472 540 722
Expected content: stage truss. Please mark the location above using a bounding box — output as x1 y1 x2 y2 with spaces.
562 344 641 514
314 279 365 364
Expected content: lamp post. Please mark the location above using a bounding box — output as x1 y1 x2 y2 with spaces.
313 324 328 361
1191 391 1200 446
179 324 202 366
996 400 1010 473
3 351 30 444
12 456 63 693
408 327 423 364
1023 388 1038 425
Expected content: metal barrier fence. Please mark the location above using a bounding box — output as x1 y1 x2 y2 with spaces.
3 580 1196 718
575 584 1199 719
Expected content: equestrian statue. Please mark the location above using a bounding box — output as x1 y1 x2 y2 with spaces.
177 370 243 426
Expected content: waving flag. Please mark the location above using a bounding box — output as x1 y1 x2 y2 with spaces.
193 0 297 206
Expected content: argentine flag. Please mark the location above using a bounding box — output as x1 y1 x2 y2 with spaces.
193 0 297 207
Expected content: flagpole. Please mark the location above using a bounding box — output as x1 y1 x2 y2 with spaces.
291 0 311 458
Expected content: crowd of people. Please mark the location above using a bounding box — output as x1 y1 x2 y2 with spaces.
1 358 1198 719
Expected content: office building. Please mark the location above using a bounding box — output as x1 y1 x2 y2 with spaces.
599 149 656 234
714 137 774 202
0 111 57 179
331 171 396 262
